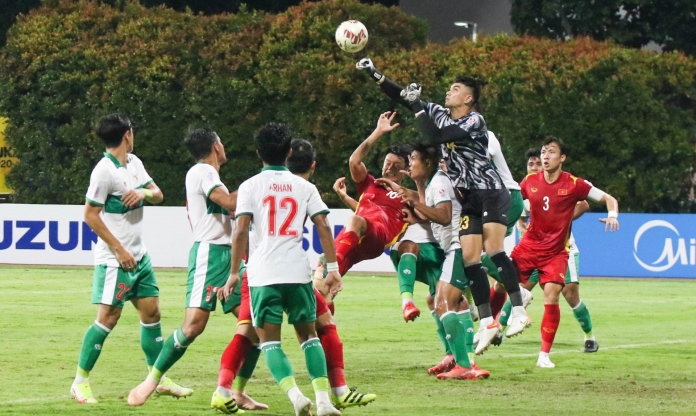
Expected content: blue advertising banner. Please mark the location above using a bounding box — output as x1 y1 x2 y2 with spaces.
572 213 696 278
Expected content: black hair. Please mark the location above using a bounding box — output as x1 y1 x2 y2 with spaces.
387 143 412 166
453 76 487 112
525 147 540 159
287 139 315 175
96 113 131 148
255 123 293 166
541 135 567 156
184 128 219 160
411 142 440 172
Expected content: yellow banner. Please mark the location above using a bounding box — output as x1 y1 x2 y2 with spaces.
0 118 18 194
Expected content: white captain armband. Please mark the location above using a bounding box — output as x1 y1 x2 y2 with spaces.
587 187 605 202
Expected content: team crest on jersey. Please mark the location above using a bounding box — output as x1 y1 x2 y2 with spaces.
466 115 478 126
531 187 538 193
438 188 445 195
558 189 568 195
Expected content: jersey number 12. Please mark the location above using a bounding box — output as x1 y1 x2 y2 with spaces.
263 195 298 237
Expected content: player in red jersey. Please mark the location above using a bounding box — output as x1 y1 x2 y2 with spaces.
318 112 410 290
512 136 619 368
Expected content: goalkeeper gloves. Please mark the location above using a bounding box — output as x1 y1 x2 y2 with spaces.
356 57 385 84
400 83 424 113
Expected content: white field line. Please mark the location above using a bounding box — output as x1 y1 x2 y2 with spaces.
489 339 689 358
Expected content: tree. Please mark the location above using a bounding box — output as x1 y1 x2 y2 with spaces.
511 0 696 57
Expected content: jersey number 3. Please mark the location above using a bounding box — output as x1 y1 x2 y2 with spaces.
543 196 550 211
263 195 298 237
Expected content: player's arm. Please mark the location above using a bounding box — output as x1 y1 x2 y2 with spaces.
356 58 413 109
349 111 400 183
586 187 619 231
411 200 452 226
84 202 136 271
312 213 342 293
572 200 590 221
220 214 249 301
121 182 163 208
209 188 238 212
333 177 358 211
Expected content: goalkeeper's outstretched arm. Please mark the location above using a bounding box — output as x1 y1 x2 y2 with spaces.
356 58 412 108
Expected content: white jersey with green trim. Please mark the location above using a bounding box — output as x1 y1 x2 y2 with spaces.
236 166 329 286
85 152 153 266
426 170 461 252
185 163 231 246
488 131 520 191
393 222 437 249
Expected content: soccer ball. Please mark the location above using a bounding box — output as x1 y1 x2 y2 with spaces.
335 20 368 53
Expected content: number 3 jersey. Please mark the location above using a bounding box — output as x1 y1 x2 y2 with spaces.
518 171 592 255
236 166 329 287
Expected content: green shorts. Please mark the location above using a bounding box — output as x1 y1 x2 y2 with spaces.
186 242 231 311
91 253 159 308
390 242 445 296
440 249 469 291
529 252 580 285
249 283 316 328
222 261 248 315
506 190 524 237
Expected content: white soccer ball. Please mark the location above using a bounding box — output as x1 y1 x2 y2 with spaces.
335 20 368 53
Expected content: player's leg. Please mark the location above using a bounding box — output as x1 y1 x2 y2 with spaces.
71 264 129 404
563 252 598 352
536 256 567 368
425 291 455 374
391 241 421 322
499 278 536 340
332 215 368 276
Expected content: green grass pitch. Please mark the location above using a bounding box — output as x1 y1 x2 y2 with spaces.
1 265 695 415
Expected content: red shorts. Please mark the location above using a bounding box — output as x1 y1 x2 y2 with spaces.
511 245 568 286
336 213 407 269
314 287 330 317
237 272 252 326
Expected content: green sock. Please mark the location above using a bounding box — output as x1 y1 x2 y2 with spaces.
458 310 475 363
140 321 163 367
440 312 471 369
232 346 261 390
398 253 418 297
431 310 451 355
77 322 110 375
151 328 191 380
262 342 295 386
464 288 474 306
572 300 594 336
302 338 328 380
499 298 513 327
481 254 501 281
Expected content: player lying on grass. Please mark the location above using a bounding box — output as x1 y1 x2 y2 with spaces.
127 128 240 407
72 114 190 404
511 136 618 368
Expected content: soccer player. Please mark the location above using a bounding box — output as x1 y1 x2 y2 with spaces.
357 60 530 353
503 147 599 353
318 111 410 285
127 128 240 407
377 143 490 380
512 136 618 368
222 123 342 416
287 139 376 409
72 114 190 404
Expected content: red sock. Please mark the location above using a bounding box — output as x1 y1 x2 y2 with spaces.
218 334 253 388
490 287 507 318
335 230 359 276
317 324 345 389
541 304 561 353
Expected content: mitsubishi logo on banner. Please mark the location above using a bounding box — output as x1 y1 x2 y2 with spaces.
633 220 693 272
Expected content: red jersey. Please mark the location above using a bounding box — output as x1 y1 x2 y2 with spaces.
519 171 592 254
355 173 405 223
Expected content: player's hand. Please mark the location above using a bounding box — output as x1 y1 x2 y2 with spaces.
333 177 348 198
599 217 620 232
400 83 424 112
375 177 399 192
218 273 240 301
121 189 146 208
115 245 137 271
402 206 419 224
324 271 343 295
375 111 400 134
356 57 384 83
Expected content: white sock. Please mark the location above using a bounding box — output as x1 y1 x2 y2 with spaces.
315 390 331 405
216 386 233 398
585 335 596 341
73 375 88 384
402 298 414 307
287 386 302 402
332 386 348 397
512 305 526 316
539 351 550 359
480 316 493 328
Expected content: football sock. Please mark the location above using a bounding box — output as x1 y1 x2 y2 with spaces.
457 309 475 364
75 321 111 383
302 338 331 404
335 230 359 276
541 304 561 353
489 287 507 318
464 288 474 306
440 311 471 369
262 341 296 393
431 310 452 355
232 345 260 391
140 321 163 367
317 324 346 389
398 253 417 303
489 251 523 307
481 254 501 281
151 328 191 381
499 299 513 326
219 334 253 389
464 263 492 319
572 300 594 337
